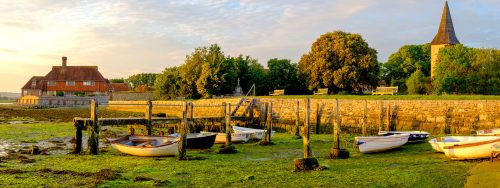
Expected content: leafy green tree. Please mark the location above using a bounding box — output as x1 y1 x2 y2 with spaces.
382 44 430 93
248 61 270 95
406 69 426 94
267 58 303 95
154 67 181 100
178 46 209 99
196 45 237 98
126 73 157 89
298 31 379 94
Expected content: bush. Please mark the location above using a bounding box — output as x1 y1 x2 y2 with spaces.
56 91 64 97
406 70 426 94
74 92 85 97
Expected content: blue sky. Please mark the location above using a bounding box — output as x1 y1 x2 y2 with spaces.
0 0 499 92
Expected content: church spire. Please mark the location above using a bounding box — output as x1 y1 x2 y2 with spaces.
431 1 460 45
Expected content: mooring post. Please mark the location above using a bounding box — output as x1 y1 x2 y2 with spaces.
386 103 391 131
249 99 254 124
88 99 99 155
303 98 311 158
72 119 82 154
178 103 188 160
334 99 340 149
222 102 226 132
265 102 273 143
295 100 300 137
146 99 153 135
362 100 368 136
379 101 383 132
225 103 232 146
316 103 321 134
189 101 194 132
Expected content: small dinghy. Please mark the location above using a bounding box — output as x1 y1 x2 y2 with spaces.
378 131 430 143
201 132 250 144
355 134 410 153
170 133 217 149
428 136 499 153
232 125 275 140
442 136 500 160
111 135 179 157
476 128 500 136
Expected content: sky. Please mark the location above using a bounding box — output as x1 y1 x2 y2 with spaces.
0 0 499 93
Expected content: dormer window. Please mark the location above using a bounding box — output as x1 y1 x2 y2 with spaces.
47 81 56 86
83 81 94 86
66 81 75 86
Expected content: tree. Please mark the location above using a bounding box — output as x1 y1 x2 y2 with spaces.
298 31 379 94
406 69 426 94
247 61 270 95
154 67 181 100
126 73 157 89
382 44 431 93
267 58 302 94
178 46 209 99
196 45 237 98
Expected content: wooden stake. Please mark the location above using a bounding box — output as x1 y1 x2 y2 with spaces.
303 98 311 158
178 102 188 160
386 103 391 131
295 100 301 137
225 103 232 146
249 99 254 124
379 101 383 132
88 99 99 155
265 102 273 143
362 100 367 136
146 99 153 135
316 103 320 134
334 99 340 149
72 120 82 154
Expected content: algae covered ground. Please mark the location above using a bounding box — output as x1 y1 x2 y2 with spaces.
0 122 480 188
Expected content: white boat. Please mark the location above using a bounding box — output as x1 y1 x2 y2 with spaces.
111 135 179 157
428 136 500 153
476 128 500 136
355 134 410 153
200 132 250 144
378 131 430 143
232 125 275 140
442 136 500 160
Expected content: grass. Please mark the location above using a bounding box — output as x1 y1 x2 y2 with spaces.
0 100 15 103
260 94 500 100
0 123 480 187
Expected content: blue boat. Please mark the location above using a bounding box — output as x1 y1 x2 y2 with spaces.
378 131 430 143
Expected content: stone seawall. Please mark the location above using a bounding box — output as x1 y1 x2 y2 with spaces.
105 98 500 135
259 98 500 135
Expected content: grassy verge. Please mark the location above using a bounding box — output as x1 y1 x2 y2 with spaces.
259 95 500 100
0 123 479 187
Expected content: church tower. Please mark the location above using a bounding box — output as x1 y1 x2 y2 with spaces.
430 1 460 78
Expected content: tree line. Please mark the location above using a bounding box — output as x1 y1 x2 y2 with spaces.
113 30 500 99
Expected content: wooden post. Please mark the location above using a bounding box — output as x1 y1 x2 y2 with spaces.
334 99 340 149
178 103 188 160
265 102 273 143
379 101 383 132
88 99 99 155
362 100 367 136
225 103 232 146
295 100 301 137
222 102 226 132
146 99 153 135
316 103 320 134
189 102 194 133
72 120 82 154
249 99 254 124
386 103 391 131
303 98 311 158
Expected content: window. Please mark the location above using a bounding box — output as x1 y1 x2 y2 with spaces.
66 81 75 86
83 81 94 86
47 81 56 86
31 81 36 87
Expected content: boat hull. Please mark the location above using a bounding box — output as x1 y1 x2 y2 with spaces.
355 134 410 153
232 126 275 140
200 132 250 144
428 136 500 153
111 135 179 157
443 137 500 160
476 128 500 136
378 131 429 143
171 133 217 149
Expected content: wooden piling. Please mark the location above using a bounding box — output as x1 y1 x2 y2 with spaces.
295 100 301 137
334 99 340 149
146 99 153 135
386 103 391 131
303 98 311 158
88 99 99 155
264 102 273 143
379 101 383 132
362 100 367 136
72 120 82 154
178 102 188 160
249 99 254 124
226 103 232 146
316 103 320 134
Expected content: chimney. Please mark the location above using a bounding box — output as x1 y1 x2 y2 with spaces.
62 56 67 67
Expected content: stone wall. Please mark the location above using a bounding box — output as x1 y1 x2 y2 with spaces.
110 92 156 101
18 96 108 106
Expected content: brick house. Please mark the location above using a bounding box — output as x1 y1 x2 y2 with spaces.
21 56 112 97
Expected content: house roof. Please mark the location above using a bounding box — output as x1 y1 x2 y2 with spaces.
21 76 45 90
431 1 460 45
111 83 131 92
44 66 106 81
